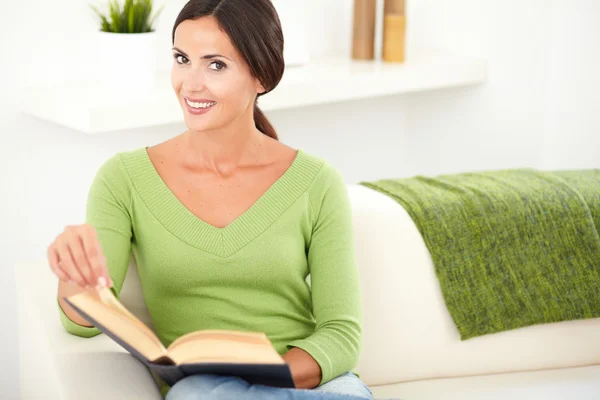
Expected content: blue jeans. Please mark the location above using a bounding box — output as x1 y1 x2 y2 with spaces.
165 372 373 400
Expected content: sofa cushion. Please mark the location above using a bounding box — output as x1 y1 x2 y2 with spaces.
369 364 600 400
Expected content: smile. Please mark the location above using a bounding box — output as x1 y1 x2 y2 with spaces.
185 99 217 109
183 97 217 115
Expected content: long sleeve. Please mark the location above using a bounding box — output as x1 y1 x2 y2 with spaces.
58 154 133 337
287 163 363 385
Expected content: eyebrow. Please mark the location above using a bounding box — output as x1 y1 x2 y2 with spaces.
172 47 232 61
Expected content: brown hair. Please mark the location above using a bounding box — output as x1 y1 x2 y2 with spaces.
173 0 284 140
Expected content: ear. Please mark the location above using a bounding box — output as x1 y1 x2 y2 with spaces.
255 78 266 95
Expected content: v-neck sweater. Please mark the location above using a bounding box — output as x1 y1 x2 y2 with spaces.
57 147 362 387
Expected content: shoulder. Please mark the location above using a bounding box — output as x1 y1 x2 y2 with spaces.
95 147 147 177
89 147 146 197
94 152 125 177
298 150 345 188
299 150 349 208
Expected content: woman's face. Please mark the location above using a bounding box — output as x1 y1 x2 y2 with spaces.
171 17 264 132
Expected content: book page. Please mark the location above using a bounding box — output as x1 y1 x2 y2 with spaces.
66 290 167 362
169 329 271 350
168 335 285 365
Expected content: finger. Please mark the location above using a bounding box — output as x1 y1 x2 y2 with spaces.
51 262 70 282
47 245 69 282
51 240 76 284
68 236 96 288
77 229 100 286
56 260 77 286
80 226 111 288
58 227 81 285
57 240 87 287
47 242 60 271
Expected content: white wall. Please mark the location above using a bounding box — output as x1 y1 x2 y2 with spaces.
402 0 600 176
2 0 599 398
541 0 600 168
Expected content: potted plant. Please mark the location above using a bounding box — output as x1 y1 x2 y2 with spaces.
90 0 164 88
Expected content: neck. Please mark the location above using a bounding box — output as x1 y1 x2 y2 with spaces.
181 108 268 176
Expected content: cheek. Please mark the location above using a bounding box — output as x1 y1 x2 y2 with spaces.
171 66 183 92
209 73 255 104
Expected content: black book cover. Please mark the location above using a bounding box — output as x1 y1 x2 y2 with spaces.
64 297 295 388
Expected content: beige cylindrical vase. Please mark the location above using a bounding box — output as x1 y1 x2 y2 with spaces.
352 0 377 60
383 0 406 63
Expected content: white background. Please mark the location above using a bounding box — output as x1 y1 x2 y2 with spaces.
1 0 599 397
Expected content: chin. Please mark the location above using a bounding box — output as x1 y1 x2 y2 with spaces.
184 118 212 132
180 102 219 132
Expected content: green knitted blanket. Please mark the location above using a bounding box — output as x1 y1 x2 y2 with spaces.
360 169 600 340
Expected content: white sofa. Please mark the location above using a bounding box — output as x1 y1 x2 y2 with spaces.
16 184 600 400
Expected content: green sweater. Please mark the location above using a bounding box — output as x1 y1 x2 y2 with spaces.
57 147 362 388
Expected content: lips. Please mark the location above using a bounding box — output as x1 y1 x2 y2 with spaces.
185 96 215 104
183 96 216 115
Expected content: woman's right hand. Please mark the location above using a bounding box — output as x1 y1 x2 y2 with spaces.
47 224 113 290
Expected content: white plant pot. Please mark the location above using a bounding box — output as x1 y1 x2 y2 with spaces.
94 31 158 90
271 1 310 67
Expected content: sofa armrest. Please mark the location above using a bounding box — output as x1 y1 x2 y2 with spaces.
54 351 162 400
16 261 162 400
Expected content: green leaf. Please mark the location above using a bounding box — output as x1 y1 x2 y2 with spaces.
127 3 134 33
109 0 121 32
90 0 162 34
89 3 103 19
89 4 108 32
149 4 165 32
101 16 111 32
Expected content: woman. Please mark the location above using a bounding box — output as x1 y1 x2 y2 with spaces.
47 1 371 399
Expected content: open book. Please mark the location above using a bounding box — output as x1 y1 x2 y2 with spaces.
63 287 295 388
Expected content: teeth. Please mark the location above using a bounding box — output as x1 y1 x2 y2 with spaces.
186 99 216 109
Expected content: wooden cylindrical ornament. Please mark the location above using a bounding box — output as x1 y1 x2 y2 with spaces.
383 0 406 62
352 0 377 60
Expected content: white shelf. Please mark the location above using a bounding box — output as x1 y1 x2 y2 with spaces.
20 48 487 134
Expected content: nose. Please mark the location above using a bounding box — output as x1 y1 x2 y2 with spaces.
184 66 207 91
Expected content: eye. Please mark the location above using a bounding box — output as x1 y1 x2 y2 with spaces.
174 54 189 65
209 61 227 71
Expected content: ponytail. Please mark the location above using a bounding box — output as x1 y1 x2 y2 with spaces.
254 104 278 141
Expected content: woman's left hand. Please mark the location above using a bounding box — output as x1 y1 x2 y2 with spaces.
282 347 322 389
